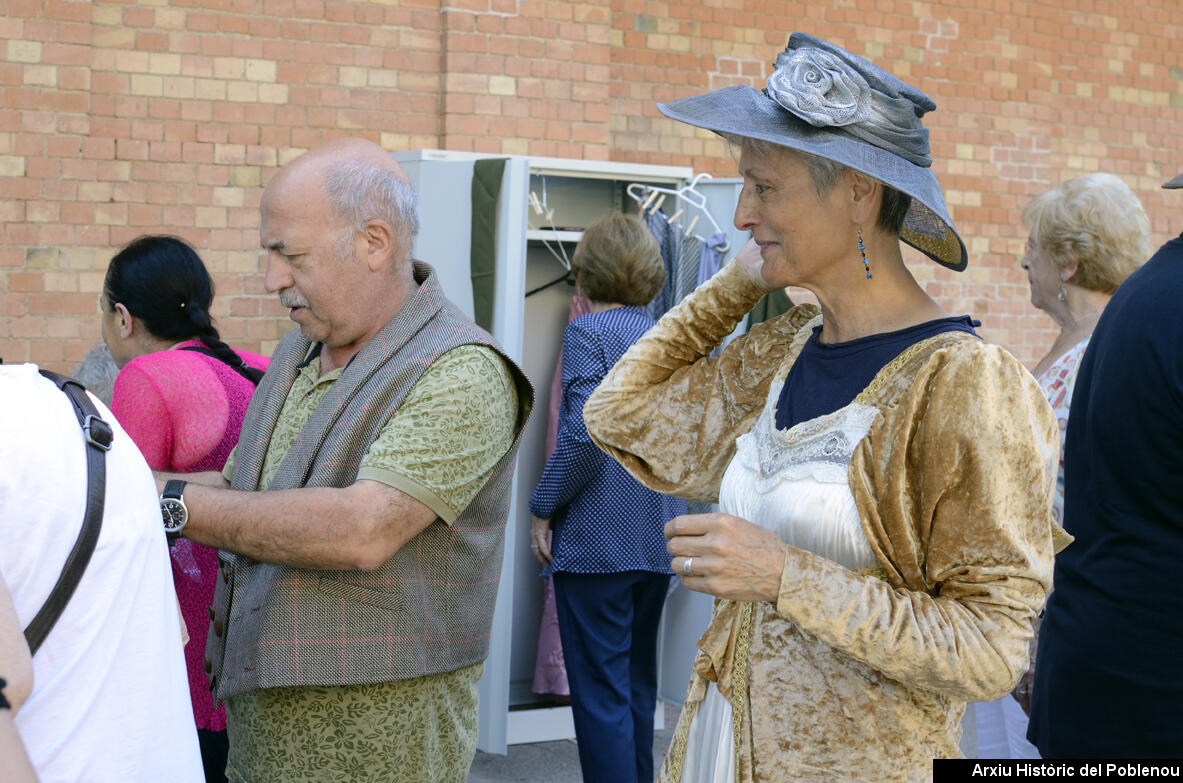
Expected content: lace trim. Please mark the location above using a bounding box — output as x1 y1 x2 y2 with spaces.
739 389 880 490
731 601 755 774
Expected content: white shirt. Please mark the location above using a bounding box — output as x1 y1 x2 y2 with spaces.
0 364 202 783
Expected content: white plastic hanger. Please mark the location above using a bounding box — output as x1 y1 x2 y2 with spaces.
528 176 571 271
627 172 729 252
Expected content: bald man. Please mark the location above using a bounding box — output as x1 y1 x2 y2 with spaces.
157 139 533 782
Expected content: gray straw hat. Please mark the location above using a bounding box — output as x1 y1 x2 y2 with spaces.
1163 173 1183 189
658 32 968 271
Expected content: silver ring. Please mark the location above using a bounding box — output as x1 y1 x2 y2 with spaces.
683 557 693 576
530 545 539 550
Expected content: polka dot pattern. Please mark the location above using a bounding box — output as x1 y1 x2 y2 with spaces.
529 307 685 575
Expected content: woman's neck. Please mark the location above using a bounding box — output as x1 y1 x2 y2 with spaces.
1049 284 1109 335
1033 285 1110 376
138 332 183 358
812 246 948 344
587 300 626 313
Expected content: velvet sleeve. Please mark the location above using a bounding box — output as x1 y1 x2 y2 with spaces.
583 261 817 502
110 362 175 471
773 342 1060 701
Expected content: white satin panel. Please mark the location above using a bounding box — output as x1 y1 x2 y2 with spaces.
719 394 880 572
680 391 881 782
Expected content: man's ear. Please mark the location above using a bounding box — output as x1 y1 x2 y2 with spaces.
361 219 396 272
847 171 883 227
113 302 135 340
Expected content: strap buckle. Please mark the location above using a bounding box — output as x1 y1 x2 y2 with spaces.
82 414 114 451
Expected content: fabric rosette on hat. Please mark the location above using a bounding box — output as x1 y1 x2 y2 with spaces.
659 32 968 271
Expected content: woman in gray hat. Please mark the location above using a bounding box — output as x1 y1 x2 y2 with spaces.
583 33 1069 781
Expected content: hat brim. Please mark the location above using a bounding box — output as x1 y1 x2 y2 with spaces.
658 86 968 272
1163 173 1183 189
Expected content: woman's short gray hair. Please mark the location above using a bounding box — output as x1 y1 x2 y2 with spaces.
726 135 911 235
323 159 420 261
1021 173 1150 294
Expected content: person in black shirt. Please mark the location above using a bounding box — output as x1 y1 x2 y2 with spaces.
1028 173 1183 757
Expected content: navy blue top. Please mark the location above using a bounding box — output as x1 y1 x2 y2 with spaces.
1028 234 1183 757
530 307 685 575
775 316 980 430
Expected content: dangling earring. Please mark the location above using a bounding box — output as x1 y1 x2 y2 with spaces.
1057 284 1067 302
857 225 871 279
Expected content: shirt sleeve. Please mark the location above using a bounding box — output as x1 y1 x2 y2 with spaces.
110 362 173 471
222 445 237 483
357 345 518 524
773 343 1062 702
528 319 607 519
583 260 817 502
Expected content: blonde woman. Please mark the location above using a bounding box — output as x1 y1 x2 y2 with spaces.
1020 174 1149 526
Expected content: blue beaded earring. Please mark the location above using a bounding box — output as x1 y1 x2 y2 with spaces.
857 225 871 279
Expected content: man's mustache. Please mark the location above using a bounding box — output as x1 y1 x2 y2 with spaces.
279 292 309 309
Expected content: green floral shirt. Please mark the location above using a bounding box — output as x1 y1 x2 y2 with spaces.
221 343 516 783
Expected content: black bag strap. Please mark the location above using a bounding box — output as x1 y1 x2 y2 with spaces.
24 370 113 656
179 345 263 386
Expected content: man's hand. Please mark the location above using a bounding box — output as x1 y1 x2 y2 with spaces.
665 512 787 602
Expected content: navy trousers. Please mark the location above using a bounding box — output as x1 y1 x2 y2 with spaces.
553 570 671 783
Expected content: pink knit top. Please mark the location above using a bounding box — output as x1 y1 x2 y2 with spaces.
110 339 269 732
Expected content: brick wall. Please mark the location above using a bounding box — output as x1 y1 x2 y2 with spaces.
2 0 1180 371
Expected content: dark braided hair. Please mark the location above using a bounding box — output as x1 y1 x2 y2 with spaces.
103 235 264 384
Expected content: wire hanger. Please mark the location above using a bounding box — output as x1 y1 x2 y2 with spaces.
627 172 729 252
528 175 572 271
525 175 574 298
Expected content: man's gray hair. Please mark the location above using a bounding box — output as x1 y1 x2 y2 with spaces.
323 159 420 262
71 342 119 407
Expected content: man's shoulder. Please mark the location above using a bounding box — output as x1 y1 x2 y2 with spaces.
1097 236 1183 348
1122 235 1183 290
415 344 515 398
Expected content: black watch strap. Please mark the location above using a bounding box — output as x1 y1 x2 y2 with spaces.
162 479 188 545
163 479 186 500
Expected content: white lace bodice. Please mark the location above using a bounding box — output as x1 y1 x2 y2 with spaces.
718 381 879 572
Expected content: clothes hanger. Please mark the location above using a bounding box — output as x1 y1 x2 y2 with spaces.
626 172 729 252
525 175 575 297
528 176 572 271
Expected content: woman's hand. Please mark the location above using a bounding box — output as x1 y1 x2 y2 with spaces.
530 516 553 567
666 512 787 602
733 238 778 293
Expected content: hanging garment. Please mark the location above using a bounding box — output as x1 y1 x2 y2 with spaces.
531 293 591 698
673 232 705 305
643 209 681 320
470 158 508 331
696 231 728 289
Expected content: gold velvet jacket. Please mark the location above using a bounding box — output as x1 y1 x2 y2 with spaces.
583 261 1069 782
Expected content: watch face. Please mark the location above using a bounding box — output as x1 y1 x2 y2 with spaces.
162 498 188 533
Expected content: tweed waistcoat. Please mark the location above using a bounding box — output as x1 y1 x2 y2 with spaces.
205 262 533 701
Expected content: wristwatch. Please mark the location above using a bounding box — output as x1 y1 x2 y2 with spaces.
160 479 189 544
